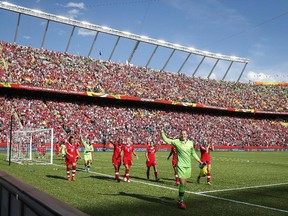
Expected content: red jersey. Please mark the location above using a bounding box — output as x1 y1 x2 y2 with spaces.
112 143 122 166
171 146 177 160
200 146 211 164
113 143 122 160
146 146 157 162
121 145 134 160
65 143 78 160
146 146 157 167
170 146 177 167
55 143 60 154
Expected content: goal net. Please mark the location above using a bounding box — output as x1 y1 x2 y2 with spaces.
7 128 54 165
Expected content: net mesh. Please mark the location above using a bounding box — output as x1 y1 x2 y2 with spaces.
7 128 54 165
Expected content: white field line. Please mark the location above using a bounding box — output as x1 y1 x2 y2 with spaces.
196 182 288 194
197 193 288 214
52 164 288 214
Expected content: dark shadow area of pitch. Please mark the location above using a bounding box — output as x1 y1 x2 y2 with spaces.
99 191 174 206
131 175 169 183
89 175 115 181
46 175 67 180
118 191 174 206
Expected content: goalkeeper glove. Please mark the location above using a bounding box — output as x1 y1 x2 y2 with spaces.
199 162 207 169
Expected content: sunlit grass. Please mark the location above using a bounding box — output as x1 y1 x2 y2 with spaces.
0 151 287 216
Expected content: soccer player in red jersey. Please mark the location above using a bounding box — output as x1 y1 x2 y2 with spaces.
110 137 122 182
167 146 180 185
197 137 214 185
55 142 60 158
121 137 138 182
65 136 81 181
146 141 160 181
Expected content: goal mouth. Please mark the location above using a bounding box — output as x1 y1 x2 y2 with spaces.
7 128 54 165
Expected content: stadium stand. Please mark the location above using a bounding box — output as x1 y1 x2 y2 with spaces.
0 94 286 147
0 41 287 112
0 41 287 147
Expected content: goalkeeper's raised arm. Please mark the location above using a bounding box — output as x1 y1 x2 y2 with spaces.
160 130 175 145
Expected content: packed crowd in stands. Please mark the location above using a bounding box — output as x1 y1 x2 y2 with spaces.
0 96 286 147
0 41 287 112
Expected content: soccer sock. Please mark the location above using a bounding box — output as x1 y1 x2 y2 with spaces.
175 174 179 183
72 165 76 177
115 169 119 179
154 171 158 178
66 166 70 178
178 184 186 202
147 170 150 179
207 172 211 183
125 168 129 178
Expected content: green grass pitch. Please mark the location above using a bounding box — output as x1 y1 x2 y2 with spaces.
0 151 287 216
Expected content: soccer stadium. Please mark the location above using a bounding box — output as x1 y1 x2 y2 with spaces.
0 1 287 216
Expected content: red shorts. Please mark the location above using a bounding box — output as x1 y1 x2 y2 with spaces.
65 156 77 165
201 157 211 165
112 157 121 166
146 160 156 167
123 158 132 166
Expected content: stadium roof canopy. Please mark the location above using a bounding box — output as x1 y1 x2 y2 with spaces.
0 1 249 82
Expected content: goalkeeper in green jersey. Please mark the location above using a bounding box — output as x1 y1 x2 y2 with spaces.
80 135 94 172
60 140 66 159
161 129 203 210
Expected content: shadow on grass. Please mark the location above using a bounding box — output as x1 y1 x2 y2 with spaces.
90 175 115 181
46 175 67 180
118 191 174 206
98 191 174 207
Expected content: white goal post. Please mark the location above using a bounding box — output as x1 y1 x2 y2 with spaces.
7 128 54 164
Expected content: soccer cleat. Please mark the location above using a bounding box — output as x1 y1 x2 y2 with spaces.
176 201 186 210
207 182 212 185
127 179 131 183
71 176 76 181
123 177 127 182
67 177 71 181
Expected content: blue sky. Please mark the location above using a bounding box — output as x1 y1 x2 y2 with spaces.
0 0 288 82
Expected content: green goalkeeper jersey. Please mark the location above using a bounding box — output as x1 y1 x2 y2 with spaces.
81 138 94 155
161 132 200 168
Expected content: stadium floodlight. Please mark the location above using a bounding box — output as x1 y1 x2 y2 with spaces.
157 39 166 44
57 15 68 20
81 21 92 26
31 9 43 14
122 31 131 35
140 35 149 39
2 1 13 6
101 26 111 30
